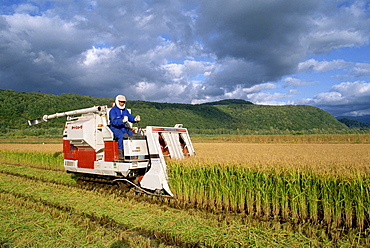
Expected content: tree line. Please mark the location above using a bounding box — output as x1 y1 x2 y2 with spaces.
1 89 364 138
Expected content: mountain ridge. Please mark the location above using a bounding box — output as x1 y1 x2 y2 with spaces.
0 89 350 136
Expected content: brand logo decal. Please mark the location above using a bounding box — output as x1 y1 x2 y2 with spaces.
71 125 83 130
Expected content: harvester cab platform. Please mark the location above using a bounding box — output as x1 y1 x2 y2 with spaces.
28 105 195 196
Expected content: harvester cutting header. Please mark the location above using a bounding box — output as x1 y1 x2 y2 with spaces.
28 96 195 196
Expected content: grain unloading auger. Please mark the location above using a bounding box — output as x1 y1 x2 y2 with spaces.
28 106 195 197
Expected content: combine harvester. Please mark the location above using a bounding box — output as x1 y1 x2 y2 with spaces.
28 105 195 197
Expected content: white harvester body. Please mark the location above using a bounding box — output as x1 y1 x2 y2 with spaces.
28 105 195 196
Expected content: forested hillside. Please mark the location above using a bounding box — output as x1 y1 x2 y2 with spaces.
0 89 349 137
338 118 370 130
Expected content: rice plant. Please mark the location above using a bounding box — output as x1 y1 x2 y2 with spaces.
0 150 64 170
168 161 370 231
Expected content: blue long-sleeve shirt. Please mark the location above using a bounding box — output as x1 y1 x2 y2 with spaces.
109 106 136 128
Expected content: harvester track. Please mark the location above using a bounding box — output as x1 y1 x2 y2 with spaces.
75 175 174 198
0 162 180 208
75 175 178 207
0 169 200 248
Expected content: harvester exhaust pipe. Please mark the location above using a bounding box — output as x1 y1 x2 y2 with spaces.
28 106 102 126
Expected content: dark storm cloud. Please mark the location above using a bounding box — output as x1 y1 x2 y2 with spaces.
195 0 318 84
1 0 370 117
0 0 196 99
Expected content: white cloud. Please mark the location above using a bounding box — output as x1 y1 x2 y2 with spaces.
304 1 370 54
247 90 297 104
297 59 370 81
162 60 214 79
134 81 159 97
80 46 128 67
341 110 370 117
350 63 370 77
242 83 276 94
307 30 368 53
33 51 55 64
14 4 40 15
309 91 345 105
189 83 281 104
297 59 350 73
283 77 318 87
132 80 189 102
297 81 370 116
331 81 370 97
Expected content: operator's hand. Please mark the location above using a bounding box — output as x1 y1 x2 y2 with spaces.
135 115 141 122
123 116 128 123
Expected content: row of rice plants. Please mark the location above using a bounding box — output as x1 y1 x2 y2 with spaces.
192 133 370 144
0 150 64 170
168 162 370 231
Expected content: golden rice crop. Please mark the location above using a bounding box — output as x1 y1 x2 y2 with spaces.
0 143 62 153
189 143 370 176
192 133 370 144
167 142 370 231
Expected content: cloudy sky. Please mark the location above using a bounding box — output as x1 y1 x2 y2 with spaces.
1 0 370 118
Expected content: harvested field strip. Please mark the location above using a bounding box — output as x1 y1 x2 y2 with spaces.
0 172 200 247
0 169 340 247
0 163 74 185
0 191 164 248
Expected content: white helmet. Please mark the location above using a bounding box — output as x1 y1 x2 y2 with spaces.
115 95 126 109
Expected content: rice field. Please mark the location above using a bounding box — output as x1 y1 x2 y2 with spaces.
1 134 370 246
189 143 370 176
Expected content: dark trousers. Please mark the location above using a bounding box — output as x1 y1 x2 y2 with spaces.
110 126 134 150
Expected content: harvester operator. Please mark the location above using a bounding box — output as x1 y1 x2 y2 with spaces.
109 95 140 159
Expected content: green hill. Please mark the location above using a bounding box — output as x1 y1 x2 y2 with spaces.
338 118 370 130
200 99 253 105
0 89 348 137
